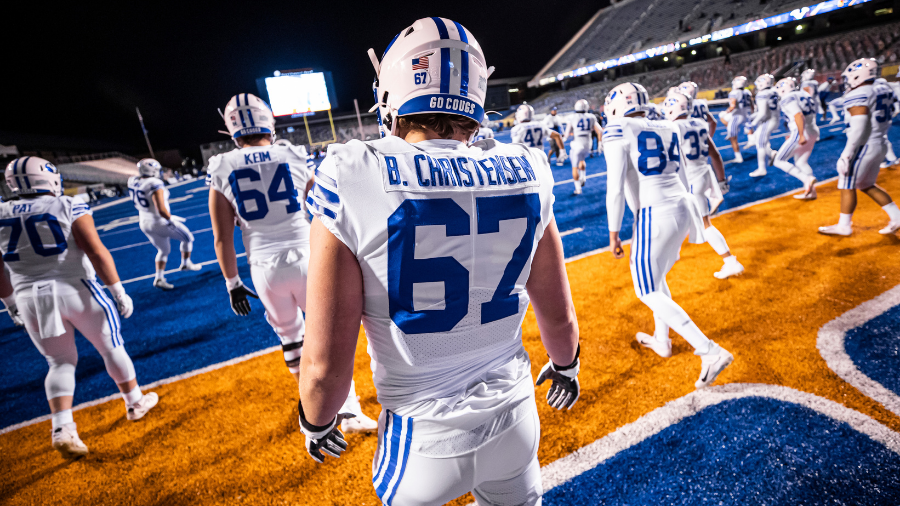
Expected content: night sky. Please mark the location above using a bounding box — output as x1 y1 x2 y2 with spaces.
4 2 605 158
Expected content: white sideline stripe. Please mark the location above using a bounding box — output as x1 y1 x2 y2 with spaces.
90 178 205 211
818 284 900 417
555 171 607 186
559 227 583 237
564 175 838 264
0 345 280 435
465 383 900 504
186 186 209 194
107 227 214 252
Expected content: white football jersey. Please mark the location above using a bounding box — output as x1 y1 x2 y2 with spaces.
673 118 713 180
644 103 664 121
0 195 95 295
780 91 818 136
801 80 819 97
510 121 552 148
602 117 689 230
729 89 754 116
843 82 895 144
127 176 168 220
307 136 555 413
542 114 562 133
691 99 711 121
473 127 494 141
564 112 597 148
207 144 314 264
752 89 780 126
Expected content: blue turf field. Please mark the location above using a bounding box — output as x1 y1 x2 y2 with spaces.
0 113 897 432
845 304 900 397
543 397 900 505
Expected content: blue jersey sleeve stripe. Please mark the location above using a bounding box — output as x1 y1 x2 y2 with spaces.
306 195 337 220
313 182 340 205
314 168 337 189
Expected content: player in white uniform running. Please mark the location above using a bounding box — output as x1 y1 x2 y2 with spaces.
772 77 819 200
801 68 825 118
663 91 744 279
603 83 733 388
721 76 754 163
298 18 580 506
473 117 494 141
511 103 565 178
874 77 900 169
564 99 603 195
542 106 568 166
207 93 377 434
0 157 156 459
746 74 780 178
820 58 900 236
674 82 717 135
127 158 201 290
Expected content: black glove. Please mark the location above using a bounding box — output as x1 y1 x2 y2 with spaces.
298 399 355 463
535 345 581 410
229 281 258 316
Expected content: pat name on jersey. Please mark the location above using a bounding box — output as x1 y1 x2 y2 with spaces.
381 153 541 192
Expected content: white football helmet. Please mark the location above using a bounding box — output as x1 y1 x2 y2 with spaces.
662 91 692 121
137 158 162 178
842 58 878 89
678 81 699 100
574 99 590 112
223 93 276 145
732 76 748 90
774 77 798 98
754 74 775 91
874 77 888 86
604 83 650 118
5 156 62 197
801 68 816 82
515 104 534 123
274 138 293 146
368 17 493 138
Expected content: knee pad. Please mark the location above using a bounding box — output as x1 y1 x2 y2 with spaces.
45 362 77 399
100 346 137 385
180 240 193 254
155 248 168 264
265 311 305 372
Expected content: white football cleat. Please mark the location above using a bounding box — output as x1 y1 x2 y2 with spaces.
153 278 174 290
733 153 744 164
126 392 159 421
880 160 892 169
794 178 817 200
818 223 852 236
52 424 89 459
573 185 582 195
714 258 744 279
635 332 672 358
695 343 733 389
749 168 767 178
879 221 900 235
180 261 202 271
341 413 378 434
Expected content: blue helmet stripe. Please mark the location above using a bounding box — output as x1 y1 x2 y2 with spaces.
440 47 451 94
431 17 449 39
244 93 249 107
12 157 19 175
383 32 400 59
452 21 469 97
238 110 247 127
235 94 241 107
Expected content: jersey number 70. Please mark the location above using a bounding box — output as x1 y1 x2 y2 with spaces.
387 194 540 334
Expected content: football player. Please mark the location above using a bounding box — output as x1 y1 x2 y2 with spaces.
473 117 494 141
800 68 825 118
820 59 900 236
771 77 818 200
603 83 733 389
675 82 717 135
127 158 201 290
746 74 779 178
721 76 754 163
663 91 744 279
564 99 603 195
0 157 156 459
542 106 568 166
299 18 580 506
644 102 664 121
207 93 377 433
874 77 900 169
511 103 566 185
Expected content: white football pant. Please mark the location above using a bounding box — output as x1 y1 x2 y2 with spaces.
139 218 194 263
754 118 778 172
249 248 308 373
569 139 591 168
839 142 888 190
371 398 542 506
18 280 136 400
774 129 818 184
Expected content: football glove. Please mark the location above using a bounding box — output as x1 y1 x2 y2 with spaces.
106 282 133 319
718 175 732 196
228 279 258 316
4 303 23 326
837 154 851 176
536 345 581 410
169 215 186 223
558 151 568 164
299 399 355 463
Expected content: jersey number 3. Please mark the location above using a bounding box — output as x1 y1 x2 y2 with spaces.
228 163 303 221
387 194 540 334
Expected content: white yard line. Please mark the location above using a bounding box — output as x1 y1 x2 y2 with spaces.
559 227 583 237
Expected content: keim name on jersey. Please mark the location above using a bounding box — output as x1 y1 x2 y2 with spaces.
244 151 272 165
381 152 541 192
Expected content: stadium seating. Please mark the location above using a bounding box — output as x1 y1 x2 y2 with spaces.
529 21 900 114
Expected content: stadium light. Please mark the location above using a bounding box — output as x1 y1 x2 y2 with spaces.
691 50 697 55
664 57 669 61
274 70 281 77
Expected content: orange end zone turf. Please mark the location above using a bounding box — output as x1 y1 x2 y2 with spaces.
2 176 899 506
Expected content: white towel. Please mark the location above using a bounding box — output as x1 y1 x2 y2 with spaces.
32 281 65 339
